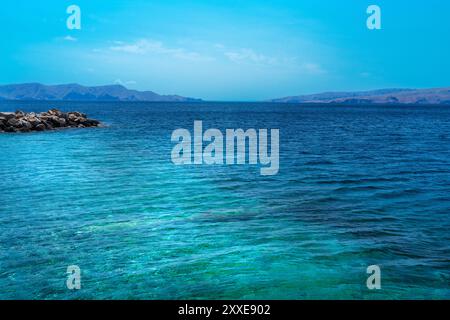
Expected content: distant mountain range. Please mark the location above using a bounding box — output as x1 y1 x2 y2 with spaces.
0 83 201 102
2 83 450 105
270 87 450 105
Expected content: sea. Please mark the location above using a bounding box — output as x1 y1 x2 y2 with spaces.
0 101 449 299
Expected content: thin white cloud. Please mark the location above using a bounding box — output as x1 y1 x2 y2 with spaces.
302 63 326 75
224 48 277 65
109 39 214 62
63 35 78 42
221 46 326 76
114 79 137 86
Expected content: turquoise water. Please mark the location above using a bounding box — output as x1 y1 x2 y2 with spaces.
0 101 449 299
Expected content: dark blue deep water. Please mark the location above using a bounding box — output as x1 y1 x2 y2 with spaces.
0 101 449 299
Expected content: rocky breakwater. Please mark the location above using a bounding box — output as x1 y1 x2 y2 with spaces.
0 109 101 133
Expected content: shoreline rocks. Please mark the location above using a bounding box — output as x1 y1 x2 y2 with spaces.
0 109 101 133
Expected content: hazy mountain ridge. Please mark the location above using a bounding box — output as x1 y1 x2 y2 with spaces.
0 83 202 102
270 87 450 105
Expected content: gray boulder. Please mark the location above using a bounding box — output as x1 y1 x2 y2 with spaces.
0 109 101 133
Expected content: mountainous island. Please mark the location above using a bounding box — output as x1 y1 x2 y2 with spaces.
270 87 450 105
0 83 201 102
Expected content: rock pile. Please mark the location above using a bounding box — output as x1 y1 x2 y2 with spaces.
0 109 101 133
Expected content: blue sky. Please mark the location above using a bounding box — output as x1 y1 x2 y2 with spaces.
1 0 450 100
